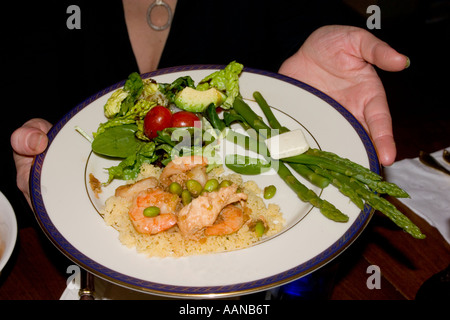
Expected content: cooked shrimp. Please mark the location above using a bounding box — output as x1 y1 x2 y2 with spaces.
204 205 246 236
115 177 159 201
129 188 180 234
177 184 248 240
160 155 208 188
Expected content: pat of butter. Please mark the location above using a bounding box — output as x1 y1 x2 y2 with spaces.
265 129 309 159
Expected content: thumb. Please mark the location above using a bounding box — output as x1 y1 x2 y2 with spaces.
11 119 52 156
359 30 409 72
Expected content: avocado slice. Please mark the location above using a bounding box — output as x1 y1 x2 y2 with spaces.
174 87 227 112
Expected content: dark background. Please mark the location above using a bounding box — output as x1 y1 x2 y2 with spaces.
1 0 449 261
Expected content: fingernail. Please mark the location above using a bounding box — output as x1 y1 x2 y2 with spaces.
405 56 410 69
27 132 45 151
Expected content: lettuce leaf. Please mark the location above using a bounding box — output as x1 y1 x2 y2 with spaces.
119 72 144 116
105 141 158 184
95 99 156 138
159 76 195 104
103 72 144 119
196 61 244 109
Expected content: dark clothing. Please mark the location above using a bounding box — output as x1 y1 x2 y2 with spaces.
2 0 358 225
6 0 354 122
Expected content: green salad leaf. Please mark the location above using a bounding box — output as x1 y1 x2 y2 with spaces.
89 62 245 185
103 72 144 119
92 124 140 158
105 141 158 184
159 76 195 104
103 89 128 119
95 98 156 138
196 61 244 109
119 72 144 116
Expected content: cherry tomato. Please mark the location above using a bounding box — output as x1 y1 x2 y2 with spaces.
143 105 172 139
171 111 201 128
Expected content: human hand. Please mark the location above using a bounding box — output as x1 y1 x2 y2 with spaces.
279 25 409 166
10 118 52 207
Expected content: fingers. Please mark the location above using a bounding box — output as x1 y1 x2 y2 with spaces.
11 118 52 156
358 29 409 72
363 94 397 166
374 133 397 167
11 119 53 208
13 150 34 206
357 30 401 165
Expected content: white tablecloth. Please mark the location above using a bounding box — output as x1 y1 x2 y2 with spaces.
383 148 450 244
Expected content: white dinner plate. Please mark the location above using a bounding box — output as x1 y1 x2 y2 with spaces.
31 65 379 298
0 191 18 272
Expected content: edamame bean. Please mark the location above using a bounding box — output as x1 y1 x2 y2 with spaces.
219 179 232 188
169 181 182 195
203 179 219 192
255 220 266 237
186 179 203 197
143 206 160 217
181 189 192 206
263 185 276 199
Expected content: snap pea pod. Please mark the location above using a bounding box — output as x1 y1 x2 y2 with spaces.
204 103 226 132
225 129 269 158
225 154 272 175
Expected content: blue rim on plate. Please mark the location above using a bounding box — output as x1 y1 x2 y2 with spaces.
30 65 379 298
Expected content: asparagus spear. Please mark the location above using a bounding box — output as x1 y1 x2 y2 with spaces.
305 148 409 197
277 162 349 222
311 165 365 210
232 97 348 222
254 90 365 204
253 91 290 133
283 153 382 182
328 171 425 239
252 91 423 238
233 97 273 138
253 91 409 197
253 91 379 181
306 148 381 180
288 163 331 189
251 92 330 189
233 97 331 188
225 129 348 221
